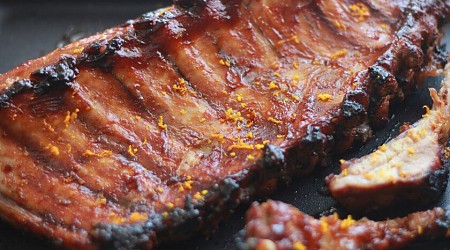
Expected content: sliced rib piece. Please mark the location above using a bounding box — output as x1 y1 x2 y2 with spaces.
326 65 450 211
0 0 448 249
242 200 450 250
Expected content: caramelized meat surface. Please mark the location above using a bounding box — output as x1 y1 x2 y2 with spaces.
327 65 450 211
243 200 450 250
0 0 448 249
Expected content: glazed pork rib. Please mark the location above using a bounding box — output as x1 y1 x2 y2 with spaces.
327 65 450 211
0 0 448 249
242 200 450 250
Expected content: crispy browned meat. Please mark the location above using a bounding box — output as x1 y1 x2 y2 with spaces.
326 65 450 211
0 0 448 249
242 200 450 250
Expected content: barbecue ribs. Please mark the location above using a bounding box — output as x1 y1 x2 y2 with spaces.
242 200 450 250
327 64 450 211
0 0 448 249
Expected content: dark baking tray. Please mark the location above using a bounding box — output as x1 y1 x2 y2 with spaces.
0 1 449 249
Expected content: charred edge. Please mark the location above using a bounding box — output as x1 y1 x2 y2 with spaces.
132 10 172 35
436 208 450 231
434 45 448 66
79 37 124 68
92 150 286 249
369 65 396 87
174 0 208 11
91 179 240 249
0 56 78 108
425 150 450 201
0 79 32 108
283 125 335 172
302 125 329 145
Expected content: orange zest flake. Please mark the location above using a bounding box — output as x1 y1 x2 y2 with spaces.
129 212 148 223
108 212 126 224
180 109 187 115
320 219 329 233
83 149 113 158
293 62 299 69
211 133 225 142
128 145 138 157
317 93 333 102
268 117 283 125
330 49 347 60
340 215 355 229
334 20 347 30
417 226 423 235
158 116 168 130
228 140 254 151
219 59 231 67
291 94 300 101
246 132 254 139
349 3 370 21
273 72 281 78
363 173 374 180
225 108 243 124
235 93 244 102
269 81 279 89
422 105 431 118
247 155 255 160
241 103 248 108
293 242 306 250
46 144 60 156
173 78 188 95
277 35 300 45
339 159 346 165
63 109 80 127
343 168 349 176
200 117 207 123
182 180 194 190
72 47 84 54
230 152 236 157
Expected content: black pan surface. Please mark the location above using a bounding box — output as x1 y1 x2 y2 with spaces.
0 1 449 249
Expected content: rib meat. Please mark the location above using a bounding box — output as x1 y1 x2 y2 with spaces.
242 200 450 250
326 65 450 211
0 0 448 249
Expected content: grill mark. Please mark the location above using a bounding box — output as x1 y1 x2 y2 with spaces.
0 86 164 208
241 1 282 59
70 69 179 181
315 0 395 51
110 50 229 148
0 131 127 234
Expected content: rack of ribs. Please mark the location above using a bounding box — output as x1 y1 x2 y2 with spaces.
242 200 450 250
327 64 450 211
0 0 448 249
